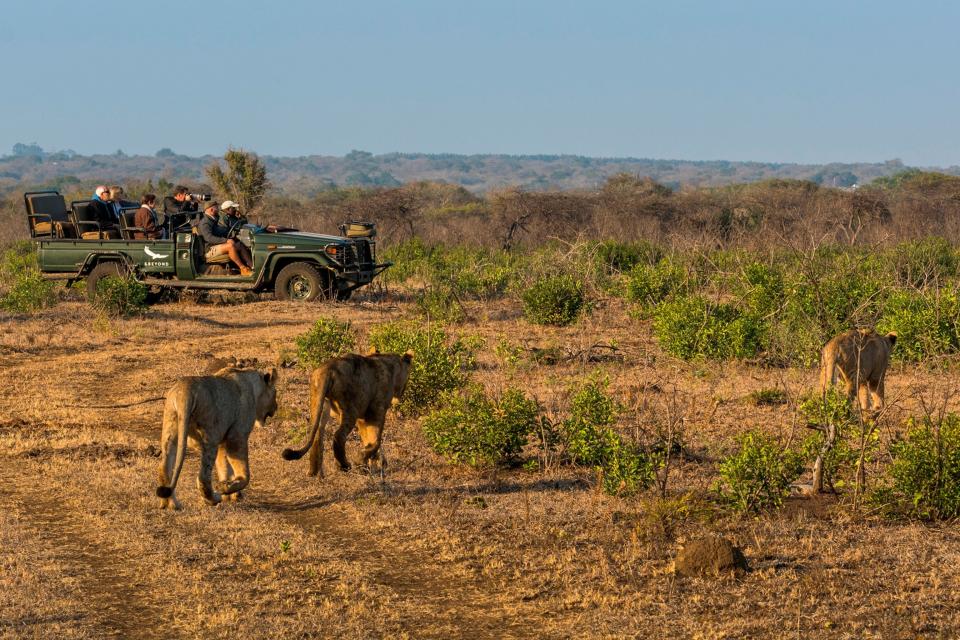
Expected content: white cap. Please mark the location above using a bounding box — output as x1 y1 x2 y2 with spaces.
221 200 240 210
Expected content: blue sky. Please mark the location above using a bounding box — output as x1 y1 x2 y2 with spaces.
2 0 958 165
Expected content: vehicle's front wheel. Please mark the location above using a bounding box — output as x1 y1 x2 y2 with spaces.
85 261 125 302
274 262 326 302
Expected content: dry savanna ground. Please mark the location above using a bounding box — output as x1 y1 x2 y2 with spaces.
2 290 960 639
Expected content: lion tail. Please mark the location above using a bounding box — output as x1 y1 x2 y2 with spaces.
156 392 193 498
282 372 331 461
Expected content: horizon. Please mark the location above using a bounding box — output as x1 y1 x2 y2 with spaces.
3 1 958 166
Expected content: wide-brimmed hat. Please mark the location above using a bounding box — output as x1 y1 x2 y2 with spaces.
203 201 219 212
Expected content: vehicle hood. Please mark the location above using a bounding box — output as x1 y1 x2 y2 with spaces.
258 231 348 246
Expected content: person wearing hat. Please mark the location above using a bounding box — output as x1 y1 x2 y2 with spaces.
218 200 248 229
197 201 254 276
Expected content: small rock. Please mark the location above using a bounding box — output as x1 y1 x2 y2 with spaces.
673 535 748 577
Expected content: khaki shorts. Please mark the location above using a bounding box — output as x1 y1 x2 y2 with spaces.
205 243 230 259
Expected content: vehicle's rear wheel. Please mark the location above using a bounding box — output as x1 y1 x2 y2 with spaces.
275 262 326 302
85 261 125 302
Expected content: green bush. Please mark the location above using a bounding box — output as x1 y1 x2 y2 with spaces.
884 414 960 520
368 321 476 415
522 274 587 326
716 430 805 513
594 240 663 274
561 377 654 496
422 387 540 466
653 295 765 360
798 388 861 490
380 238 430 284
94 275 147 317
625 259 687 312
415 285 466 324
295 317 356 369
0 242 56 313
891 237 958 288
878 289 960 361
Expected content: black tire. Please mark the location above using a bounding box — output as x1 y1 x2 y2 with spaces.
274 262 327 302
85 261 125 303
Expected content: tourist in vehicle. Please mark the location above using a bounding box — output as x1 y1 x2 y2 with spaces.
133 194 165 240
163 185 200 217
218 200 248 229
198 201 254 276
109 186 136 222
88 185 117 230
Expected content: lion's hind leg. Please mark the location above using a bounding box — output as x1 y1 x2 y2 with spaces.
357 419 386 479
332 411 357 472
197 442 223 506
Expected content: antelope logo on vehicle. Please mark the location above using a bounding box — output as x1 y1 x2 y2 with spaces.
144 245 171 267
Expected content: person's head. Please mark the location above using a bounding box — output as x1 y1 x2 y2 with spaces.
173 185 189 202
141 193 157 208
204 202 219 217
109 186 124 201
221 200 240 217
94 185 108 199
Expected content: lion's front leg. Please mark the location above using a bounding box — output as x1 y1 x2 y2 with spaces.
218 437 251 498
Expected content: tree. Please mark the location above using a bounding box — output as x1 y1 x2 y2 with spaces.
205 148 271 212
12 142 44 157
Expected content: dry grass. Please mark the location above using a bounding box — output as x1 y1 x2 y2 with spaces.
2 292 960 638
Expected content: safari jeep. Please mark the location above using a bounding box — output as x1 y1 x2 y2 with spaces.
24 190 390 302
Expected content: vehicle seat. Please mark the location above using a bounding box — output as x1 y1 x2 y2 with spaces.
191 227 232 264
71 201 120 240
119 208 147 240
25 191 76 238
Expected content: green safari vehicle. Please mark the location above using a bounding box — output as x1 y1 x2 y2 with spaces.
24 190 390 302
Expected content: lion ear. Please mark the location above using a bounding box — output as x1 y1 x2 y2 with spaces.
887 332 897 347
366 346 379 355
403 350 414 362
264 368 278 385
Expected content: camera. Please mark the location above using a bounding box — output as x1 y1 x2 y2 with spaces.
189 193 212 202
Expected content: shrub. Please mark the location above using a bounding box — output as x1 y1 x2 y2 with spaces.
883 414 960 520
295 317 356 369
415 285 466 324
625 259 687 312
798 388 861 490
368 321 476 415
878 289 960 361
561 376 654 496
379 237 430 284
93 275 147 317
891 237 958 288
716 430 805 513
422 387 541 466
653 295 764 360
0 242 56 313
594 240 663 274
522 274 587 326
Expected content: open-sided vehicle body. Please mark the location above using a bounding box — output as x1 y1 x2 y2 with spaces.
25 190 390 302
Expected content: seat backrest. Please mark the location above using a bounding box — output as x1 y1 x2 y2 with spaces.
119 208 138 239
25 192 69 222
71 200 98 223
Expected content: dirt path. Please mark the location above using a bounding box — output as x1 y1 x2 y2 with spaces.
0 461 173 639
251 486 533 639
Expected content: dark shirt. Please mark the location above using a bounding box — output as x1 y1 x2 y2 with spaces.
219 212 248 229
198 212 230 246
162 195 199 215
88 199 116 228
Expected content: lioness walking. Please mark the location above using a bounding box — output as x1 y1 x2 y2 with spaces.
820 328 897 414
157 366 278 509
282 350 413 478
